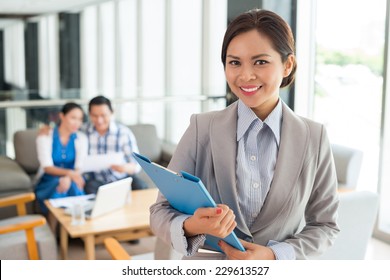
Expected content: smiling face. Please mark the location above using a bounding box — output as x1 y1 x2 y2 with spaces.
59 108 84 133
89 104 113 135
225 29 294 120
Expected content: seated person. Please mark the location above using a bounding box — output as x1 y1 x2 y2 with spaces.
81 95 147 194
35 102 87 214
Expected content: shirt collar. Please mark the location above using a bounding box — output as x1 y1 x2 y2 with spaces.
237 99 282 146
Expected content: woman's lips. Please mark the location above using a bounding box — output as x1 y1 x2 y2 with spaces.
240 86 261 96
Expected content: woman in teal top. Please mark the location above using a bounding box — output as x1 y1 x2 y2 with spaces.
35 102 88 214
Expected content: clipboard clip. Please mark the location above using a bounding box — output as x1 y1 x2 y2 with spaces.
133 152 151 163
134 152 201 182
180 171 200 182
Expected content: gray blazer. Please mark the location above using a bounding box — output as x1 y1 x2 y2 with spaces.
150 101 339 259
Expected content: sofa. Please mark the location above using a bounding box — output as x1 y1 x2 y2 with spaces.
0 157 34 220
0 124 175 219
128 124 176 187
313 190 379 260
331 143 363 190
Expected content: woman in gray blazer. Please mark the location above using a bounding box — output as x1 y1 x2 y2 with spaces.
150 9 339 260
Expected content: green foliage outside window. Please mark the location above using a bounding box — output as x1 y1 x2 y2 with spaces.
316 45 383 76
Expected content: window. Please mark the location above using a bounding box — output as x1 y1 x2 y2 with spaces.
314 0 386 193
314 0 390 242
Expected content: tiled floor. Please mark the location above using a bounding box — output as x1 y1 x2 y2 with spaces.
63 236 390 260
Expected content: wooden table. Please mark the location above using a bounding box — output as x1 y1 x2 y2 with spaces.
45 188 158 260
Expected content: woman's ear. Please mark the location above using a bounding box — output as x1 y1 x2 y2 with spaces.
283 54 295 77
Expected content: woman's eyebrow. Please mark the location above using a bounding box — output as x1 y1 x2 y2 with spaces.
251 54 272 59
226 54 272 60
226 54 240 60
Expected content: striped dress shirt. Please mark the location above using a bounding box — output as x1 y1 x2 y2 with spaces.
236 99 281 228
236 99 295 259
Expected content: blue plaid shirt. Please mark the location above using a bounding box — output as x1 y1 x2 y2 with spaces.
81 121 141 183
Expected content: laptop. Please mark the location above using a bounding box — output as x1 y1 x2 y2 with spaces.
65 177 133 219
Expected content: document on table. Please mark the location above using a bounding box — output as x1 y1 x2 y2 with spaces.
81 152 125 172
49 194 96 208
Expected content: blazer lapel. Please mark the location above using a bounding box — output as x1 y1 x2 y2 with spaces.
251 103 309 232
209 102 251 236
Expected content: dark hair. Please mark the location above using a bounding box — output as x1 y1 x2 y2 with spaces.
61 102 84 116
88 95 113 112
221 9 297 88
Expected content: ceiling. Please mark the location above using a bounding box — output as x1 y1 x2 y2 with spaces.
0 0 108 15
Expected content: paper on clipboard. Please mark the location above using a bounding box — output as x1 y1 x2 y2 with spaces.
81 152 125 172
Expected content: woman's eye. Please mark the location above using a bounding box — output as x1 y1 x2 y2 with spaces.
228 60 240 66
255 60 268 65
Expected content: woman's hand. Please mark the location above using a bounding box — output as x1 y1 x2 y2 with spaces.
57 176 71 193
218 239 276 260
183 204 237 238
68 170 85 190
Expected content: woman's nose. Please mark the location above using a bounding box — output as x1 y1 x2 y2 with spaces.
239 66 256 81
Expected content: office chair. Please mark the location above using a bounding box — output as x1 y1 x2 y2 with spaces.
104 237 132 260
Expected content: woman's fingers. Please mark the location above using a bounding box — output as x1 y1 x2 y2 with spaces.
199 205 236 238
216 207 236 237
194 207 223 219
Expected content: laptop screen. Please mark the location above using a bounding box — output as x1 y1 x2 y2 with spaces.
87 177 133 219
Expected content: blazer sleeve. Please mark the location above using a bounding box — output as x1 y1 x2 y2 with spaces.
149 114 206 256
286 125 340 259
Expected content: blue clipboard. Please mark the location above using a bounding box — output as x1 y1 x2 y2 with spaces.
134 152 245 253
